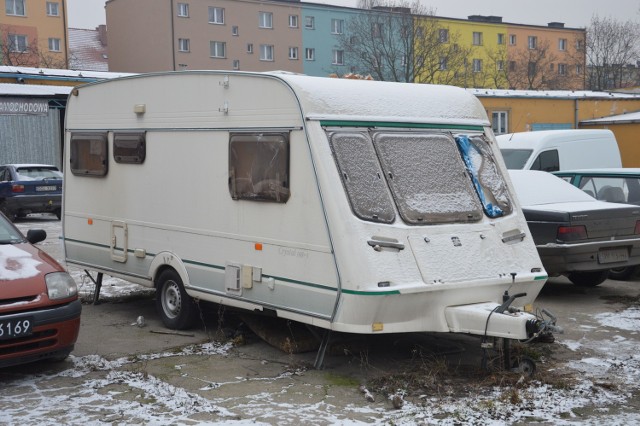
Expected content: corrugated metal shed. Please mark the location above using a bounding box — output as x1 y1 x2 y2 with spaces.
0 83 70 167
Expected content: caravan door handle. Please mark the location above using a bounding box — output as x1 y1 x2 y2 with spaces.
367 239 405 251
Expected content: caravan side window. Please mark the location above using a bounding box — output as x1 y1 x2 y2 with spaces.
114 132 146 164
70 133 108 176
228 133 290 203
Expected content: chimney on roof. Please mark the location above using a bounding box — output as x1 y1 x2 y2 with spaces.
548 22 565 28
468 15 503 23
97 24 108 47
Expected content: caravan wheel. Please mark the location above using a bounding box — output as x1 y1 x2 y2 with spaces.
155 269 198 330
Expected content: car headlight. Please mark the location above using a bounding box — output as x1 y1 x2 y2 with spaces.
45 272 78 300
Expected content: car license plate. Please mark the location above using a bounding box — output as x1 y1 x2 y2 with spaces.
36 185 57 191
0 317 33 341
597 248 629 264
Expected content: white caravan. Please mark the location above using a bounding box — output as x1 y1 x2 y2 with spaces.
63 71 553 363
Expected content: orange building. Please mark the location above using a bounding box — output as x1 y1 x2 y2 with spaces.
472 88 640 167
505 22 585 90
0 0 69 68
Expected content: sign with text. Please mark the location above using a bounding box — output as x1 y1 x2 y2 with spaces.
0 98 49 115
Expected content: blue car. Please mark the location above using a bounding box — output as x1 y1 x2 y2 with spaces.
0 164 62 221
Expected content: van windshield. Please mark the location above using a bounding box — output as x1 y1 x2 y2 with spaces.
328 129 512 225
500 149 532 169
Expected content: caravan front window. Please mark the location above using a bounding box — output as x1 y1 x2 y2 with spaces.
455 135 512 217
328 129 511 225
229 133 290 203
328 131 395 223
70 133 108 176
373 132 482 224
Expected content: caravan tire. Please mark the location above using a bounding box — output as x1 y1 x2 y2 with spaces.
156 269 198 330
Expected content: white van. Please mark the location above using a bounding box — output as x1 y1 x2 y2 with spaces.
497 129 622 171
63 71 553 363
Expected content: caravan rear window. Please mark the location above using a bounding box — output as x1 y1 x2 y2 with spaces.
70 132 108 176
228 133 290 203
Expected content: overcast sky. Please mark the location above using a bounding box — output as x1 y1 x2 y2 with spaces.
67 0 640 30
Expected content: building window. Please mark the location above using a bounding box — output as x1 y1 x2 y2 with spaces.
232 26 238 36
209 7 224 24
247 43 253 54
558 38 567 51
210 41 226 58
576 64 583 75
8 34 27 52
497 60 504 71
497 33 505 45
439 56 447 70
492 111 508 135
331 19 344 34
177 2 189 17
228 133 290 203
528 61 536 76
48 37 60 52
233 60 240 70
259 12 273 29
332 49 344 65
472 32 483 46
576 39 584 50
509 34 516 45
438 28 449 43
305 16 315 29
288 47 298 60
558 63 567 75
5 0 25 16
472 59 483 73
46 2 59 16
260 44 274 61
528 36 537 49
289 15 298 28
178 38 190 52
549 63 554 72
509 61 516 71
305 48 315 61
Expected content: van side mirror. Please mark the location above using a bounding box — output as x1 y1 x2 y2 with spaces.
26 229 47 244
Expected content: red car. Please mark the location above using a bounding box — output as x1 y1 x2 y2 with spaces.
0 212 81 368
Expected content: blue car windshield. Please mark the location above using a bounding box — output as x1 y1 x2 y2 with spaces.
16 167 62 180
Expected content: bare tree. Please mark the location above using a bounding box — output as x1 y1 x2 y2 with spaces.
504 39 559 90
586 15 640 90
483 47 509 89
340 0 469 83
0 25 67 68
0 25 39 66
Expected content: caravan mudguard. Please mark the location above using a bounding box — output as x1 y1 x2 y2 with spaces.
148 251 191 290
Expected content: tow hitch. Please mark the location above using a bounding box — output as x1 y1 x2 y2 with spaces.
479 290 563 375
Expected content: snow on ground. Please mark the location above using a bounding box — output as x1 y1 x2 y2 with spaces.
4 217 640 424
